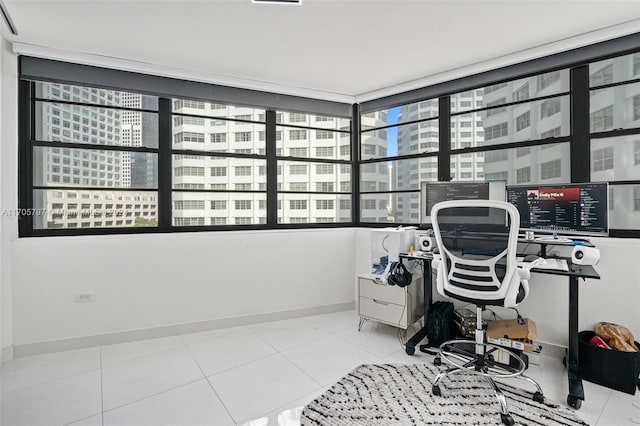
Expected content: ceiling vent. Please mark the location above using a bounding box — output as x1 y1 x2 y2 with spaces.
252 0 301 4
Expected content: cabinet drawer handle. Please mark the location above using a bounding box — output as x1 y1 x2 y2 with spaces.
372 299 390 306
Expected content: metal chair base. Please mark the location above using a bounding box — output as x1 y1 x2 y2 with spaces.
431 339 544 426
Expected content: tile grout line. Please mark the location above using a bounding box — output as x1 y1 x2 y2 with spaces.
249 323 335 389
102 377 205 417
189 329 280 378
201 325 328 424
243 386 326 426
182 338 237 424
99 333 215 416
277 350 325 389
594 390 613 426
100 339 185 368
0 365 101 396
100 347 104 426
331 328 394 359
3 340 187 397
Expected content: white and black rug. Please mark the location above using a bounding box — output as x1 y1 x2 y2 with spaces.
301 363 588 426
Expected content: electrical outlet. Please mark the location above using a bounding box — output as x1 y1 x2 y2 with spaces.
75 292 94 303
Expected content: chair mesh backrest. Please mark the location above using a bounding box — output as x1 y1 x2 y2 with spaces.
431 200 521 304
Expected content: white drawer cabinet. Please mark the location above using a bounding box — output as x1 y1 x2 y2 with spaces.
357 274 423 331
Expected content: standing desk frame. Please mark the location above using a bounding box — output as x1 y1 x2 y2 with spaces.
400 237 600 410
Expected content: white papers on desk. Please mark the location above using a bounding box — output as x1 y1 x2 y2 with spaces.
532 258 569 272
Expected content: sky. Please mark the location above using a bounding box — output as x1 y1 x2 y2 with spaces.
386 106 400 157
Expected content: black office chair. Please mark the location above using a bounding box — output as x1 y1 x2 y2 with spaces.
429 200 545 426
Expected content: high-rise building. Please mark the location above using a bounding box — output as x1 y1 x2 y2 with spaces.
588 53 640 229
34 84 158 229
171 103 354 225
359 111 391 222
121 93 158 189
478 71 570 185
391 97 486 223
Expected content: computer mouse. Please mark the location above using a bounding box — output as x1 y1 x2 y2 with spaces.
523 255 540 262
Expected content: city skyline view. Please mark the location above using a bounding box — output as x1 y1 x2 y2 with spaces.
26 52 640 231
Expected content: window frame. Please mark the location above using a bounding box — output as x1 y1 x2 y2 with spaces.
19 80 354 236
17 35 640 237
358 40 640 237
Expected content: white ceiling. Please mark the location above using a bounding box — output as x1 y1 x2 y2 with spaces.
4 0 640 102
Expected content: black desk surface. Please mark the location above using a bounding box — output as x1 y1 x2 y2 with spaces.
531 263 600 279
400 253 600 280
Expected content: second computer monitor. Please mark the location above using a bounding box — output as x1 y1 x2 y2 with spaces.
420 180 507 227
506 182 609 236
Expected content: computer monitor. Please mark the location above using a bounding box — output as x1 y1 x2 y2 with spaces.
506 182 609 236
420 180 507 227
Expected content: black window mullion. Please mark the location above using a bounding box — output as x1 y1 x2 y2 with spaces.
18 80 34 237
352 104 361 225
158 98 172 231
276 122 350 133
266 110 277 226
34 97 158 114
31 140 159 154
360 116 439 133
450 90 570 118
438 96 451 181
571 65 590 183
276 156 350 165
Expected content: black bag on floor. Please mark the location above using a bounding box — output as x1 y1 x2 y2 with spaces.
420 301 454 354
579 331 640 394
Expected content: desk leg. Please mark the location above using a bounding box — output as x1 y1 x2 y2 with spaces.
567 276 584 409
405 260 432 355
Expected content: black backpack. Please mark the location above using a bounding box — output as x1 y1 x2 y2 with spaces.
420 301 454 354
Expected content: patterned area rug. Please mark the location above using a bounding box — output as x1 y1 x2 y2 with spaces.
301 363 588 426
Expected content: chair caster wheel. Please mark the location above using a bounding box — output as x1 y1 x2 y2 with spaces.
432 385 441 396
405 346 415 355
500 413 515 425
434 357 442 366
567 394 582 409
532 391 544 403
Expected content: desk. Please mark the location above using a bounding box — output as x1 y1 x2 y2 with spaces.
400 241 600 410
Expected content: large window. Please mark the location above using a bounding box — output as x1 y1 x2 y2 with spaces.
276 111 351 224
30 83 159 230
589 52 640 233
358 50 640 235
18 44 640 237
359 99 439 222
359 69 574 223
20 74 352 235
171 100 267 226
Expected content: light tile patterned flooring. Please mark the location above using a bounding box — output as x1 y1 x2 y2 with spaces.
1 310 638 425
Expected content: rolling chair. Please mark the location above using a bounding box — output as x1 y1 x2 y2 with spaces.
429 200 545 426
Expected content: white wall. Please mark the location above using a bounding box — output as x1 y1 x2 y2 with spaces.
1 28 18 361
1 43 638 353
11 229 356 346
520 237 640 345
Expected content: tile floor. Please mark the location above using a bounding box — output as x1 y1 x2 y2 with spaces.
1 310 638 426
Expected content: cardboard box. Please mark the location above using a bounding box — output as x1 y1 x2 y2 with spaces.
486 318 537 352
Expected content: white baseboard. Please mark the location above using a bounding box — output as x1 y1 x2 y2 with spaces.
1 345 14 364
13 302 355 358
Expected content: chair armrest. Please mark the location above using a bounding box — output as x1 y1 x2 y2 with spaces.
517 255 543 280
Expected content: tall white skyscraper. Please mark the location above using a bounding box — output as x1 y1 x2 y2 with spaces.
34 84 157 229
171 103 353 225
